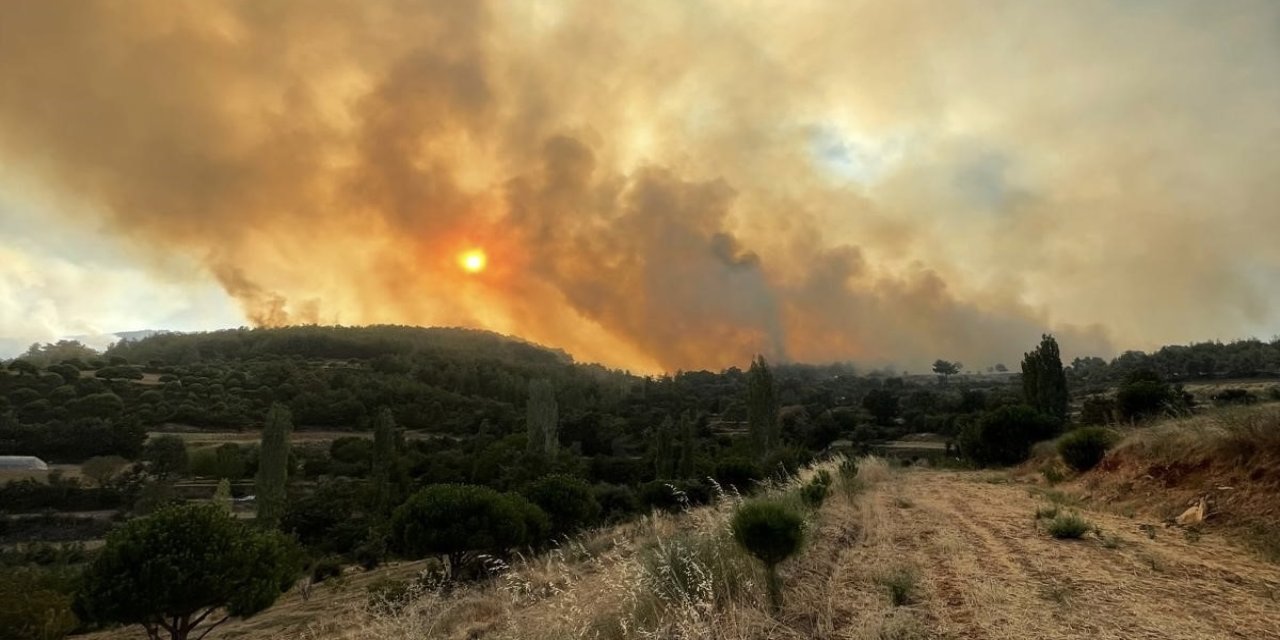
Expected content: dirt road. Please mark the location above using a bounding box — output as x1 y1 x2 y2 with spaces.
793 471 1280 640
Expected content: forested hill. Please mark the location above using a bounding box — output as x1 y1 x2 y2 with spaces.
93 325 626 434
105 325 575 369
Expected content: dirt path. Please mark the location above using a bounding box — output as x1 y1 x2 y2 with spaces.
798 470 1280 640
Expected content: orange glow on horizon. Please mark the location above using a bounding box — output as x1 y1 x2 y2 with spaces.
459 248 487 274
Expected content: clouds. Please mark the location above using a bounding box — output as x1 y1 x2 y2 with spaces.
0 0 1276 371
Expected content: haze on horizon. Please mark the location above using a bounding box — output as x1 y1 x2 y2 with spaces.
1 0 1278 373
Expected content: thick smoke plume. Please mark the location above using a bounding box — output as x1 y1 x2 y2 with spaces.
1 1 1277 372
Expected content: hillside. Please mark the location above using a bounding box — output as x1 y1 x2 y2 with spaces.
79 454 1280 640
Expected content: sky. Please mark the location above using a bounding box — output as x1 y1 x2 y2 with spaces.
0 0 1277 373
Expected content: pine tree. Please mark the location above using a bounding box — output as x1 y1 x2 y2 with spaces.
677 411 697 479
1021 334 1069 422
371 407 398 515
747 356 780 459
526 378 559 455
255 403 292 529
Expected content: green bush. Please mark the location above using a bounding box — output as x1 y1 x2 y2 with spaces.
390 484 544 570
310 558 343 584
1057 427 1118 472
799 477 829 509
1047 512 1090 539
877 566 919 606
0 567 79 640
713 458 763 493
731 499 805 610
958 405 1060 467
522 474 601 538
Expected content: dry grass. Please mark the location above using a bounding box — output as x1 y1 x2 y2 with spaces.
83 452 1280 640
1112 405 1280 466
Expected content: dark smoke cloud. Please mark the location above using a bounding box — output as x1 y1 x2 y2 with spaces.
1 0 1277 371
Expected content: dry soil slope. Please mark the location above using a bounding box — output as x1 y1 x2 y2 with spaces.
806 470 1280 640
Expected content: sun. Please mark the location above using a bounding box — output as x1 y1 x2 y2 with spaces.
459 248 487 274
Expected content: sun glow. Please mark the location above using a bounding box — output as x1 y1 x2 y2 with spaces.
459 248 487 274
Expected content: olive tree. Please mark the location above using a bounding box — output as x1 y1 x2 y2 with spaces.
76 503 297 640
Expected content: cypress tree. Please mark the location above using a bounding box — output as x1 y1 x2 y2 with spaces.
747 356 780 459
1021 334 1069 422
255 403 292 529
526 378 559 455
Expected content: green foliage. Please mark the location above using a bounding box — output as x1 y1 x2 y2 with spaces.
1079 394 1116 425
76 503 298 640
309 558 343 584
1022 335 1069 422
189 443 247 480
799 476 829 509
370 408 398 515
1034 504 1060 520
212 478 233 514
862 388 899 426
653 415 676 479
877 565 919 606
1057 427 1118 472
0 566 79 640
746 356 780 458
1046 512 1091 539
932 359 961 379
282 478 373 556
713 457 763 493
958 405 1060 467
142 435 189 477
1210 388 1258 406
255 404 292 529
526 378 559 456
390 484 544 568
730 498 805 610
676 411 697 479
522 474 601 538
1116 370 1181 420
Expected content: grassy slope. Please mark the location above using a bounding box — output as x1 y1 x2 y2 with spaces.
82 428 1280 639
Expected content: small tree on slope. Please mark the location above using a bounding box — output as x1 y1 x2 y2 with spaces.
731 499 805 611
76 503 297 640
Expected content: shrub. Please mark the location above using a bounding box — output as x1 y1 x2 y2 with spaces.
799 477 829 509
310 558 343 584
877 565 919 606
959 405 1060 466
713 457 763 493
1211 388 1258 406
0 567 79 640
731 499 805 610
593 483 639 523
1116 373 1174 420
522 474 601 538
1057 427 1118 472
838 457 859 481
1047 512 1090 539
390 484 543 570
1034 504 1060 520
